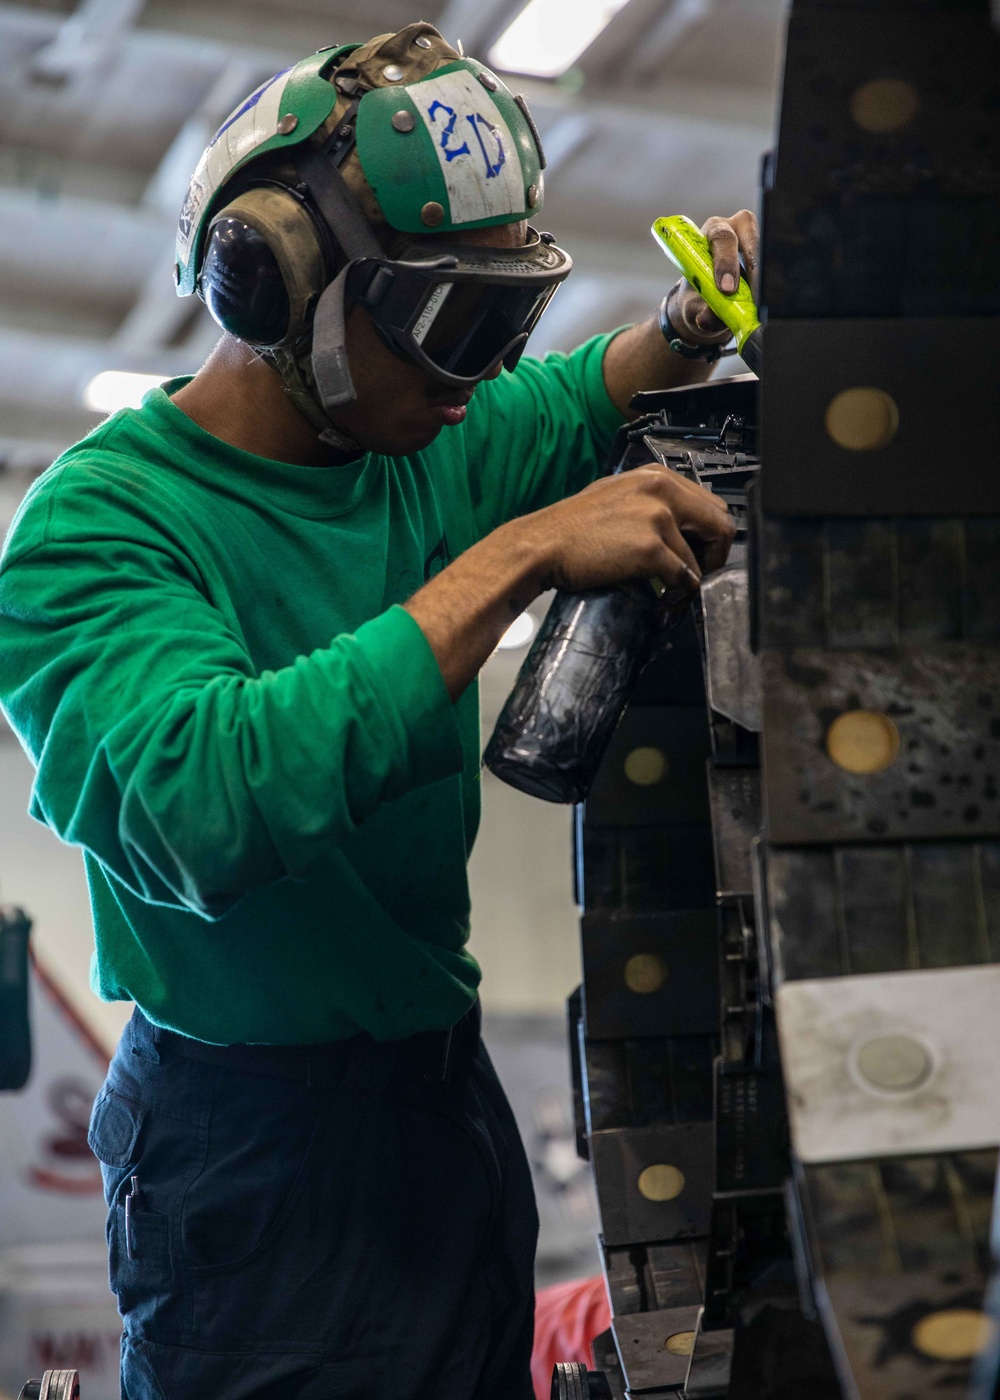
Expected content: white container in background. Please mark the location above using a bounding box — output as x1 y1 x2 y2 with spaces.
0 1240 120 1400
0 956 120 1398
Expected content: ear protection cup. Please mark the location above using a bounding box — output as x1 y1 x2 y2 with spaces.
200 187 328 348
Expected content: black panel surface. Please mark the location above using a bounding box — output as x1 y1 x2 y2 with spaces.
582 910 719 1039
760 318 1000 516
591 1123 715 1247
761 644 1000 844
585 706 713 829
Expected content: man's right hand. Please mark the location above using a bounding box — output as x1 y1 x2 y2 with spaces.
520 463 735 595
405 464 734 701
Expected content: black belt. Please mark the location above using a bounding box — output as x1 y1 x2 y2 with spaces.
149 1000 481 1087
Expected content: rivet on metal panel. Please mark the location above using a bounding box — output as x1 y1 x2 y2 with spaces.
624 746 668 786
478 71 499 91
851 78 920 133
382 64 405 82
413 34 433 48
638 1164 686 1201
825 387 899 451
825 710 900 774
624 953 667 995
855 1035 932 1093
527 183 539 208
276 114 298 135
420 201 445 227
666 1331 697 1356
391 110 416 133
911 1309 996 1361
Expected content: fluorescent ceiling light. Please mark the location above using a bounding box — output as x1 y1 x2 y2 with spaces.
496 611 537 650
489 0 631 77
83 370 169 414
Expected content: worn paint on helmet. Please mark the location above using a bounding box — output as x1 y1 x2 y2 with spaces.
174 46 356 296
356 59 541 234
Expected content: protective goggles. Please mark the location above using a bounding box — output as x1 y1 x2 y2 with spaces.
347 229 572 387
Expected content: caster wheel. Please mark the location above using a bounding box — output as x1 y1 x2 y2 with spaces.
550 1362 612 1400
551 1364 588 1400
19 1372 81 1400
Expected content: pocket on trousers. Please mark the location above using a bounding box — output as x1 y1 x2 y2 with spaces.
90 1090 174 1315
107 1193 173 1321
113 1201 171 1275
89 1088 145 1166
182 1085 327 1276
89 1088 148 1217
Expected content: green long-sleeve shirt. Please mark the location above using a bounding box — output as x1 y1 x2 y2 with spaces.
0 335 622 1044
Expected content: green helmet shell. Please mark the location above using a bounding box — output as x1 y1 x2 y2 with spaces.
355 59 543 234
174 45 359 297
175 47 544 298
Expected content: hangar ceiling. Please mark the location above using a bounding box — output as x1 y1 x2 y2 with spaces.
0 0 784 495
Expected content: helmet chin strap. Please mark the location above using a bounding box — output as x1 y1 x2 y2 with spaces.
254 134 381 455
310 266 357 414
263 153 383 456
265 331 363 459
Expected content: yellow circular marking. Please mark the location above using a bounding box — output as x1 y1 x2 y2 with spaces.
911 1309 996 1361
825 387 899 451
857 1035 932 1092
826 710 900 775
624 746 668 786
665 1331 696 1357
624 953 667 995
638 1164 686 1202
851 78 920 133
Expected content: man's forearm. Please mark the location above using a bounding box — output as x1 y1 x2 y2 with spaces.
404 459 736 703
404 522 546 702
602 315 713 418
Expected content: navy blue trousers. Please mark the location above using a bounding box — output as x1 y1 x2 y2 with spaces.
88 1009 538 1400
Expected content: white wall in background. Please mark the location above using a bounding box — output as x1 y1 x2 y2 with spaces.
0 742 128 1055
468 771 581 1015
469 631 583 1016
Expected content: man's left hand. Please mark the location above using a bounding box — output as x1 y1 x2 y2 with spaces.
665 209 760 349
601 206 761 414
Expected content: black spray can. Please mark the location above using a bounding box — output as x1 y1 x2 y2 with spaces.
483 579 663 803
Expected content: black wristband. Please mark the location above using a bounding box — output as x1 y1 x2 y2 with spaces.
658 294 726 363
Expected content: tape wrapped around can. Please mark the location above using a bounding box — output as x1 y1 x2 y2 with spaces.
483 580 662 804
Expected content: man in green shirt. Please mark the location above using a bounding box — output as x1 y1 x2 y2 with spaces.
0 24 755 1400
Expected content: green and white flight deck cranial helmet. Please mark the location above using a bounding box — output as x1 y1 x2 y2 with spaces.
174 23 571 443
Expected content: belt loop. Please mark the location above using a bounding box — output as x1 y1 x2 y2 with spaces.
131 1008 162 1064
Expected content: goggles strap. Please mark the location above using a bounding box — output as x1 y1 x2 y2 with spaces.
311 265 358 410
